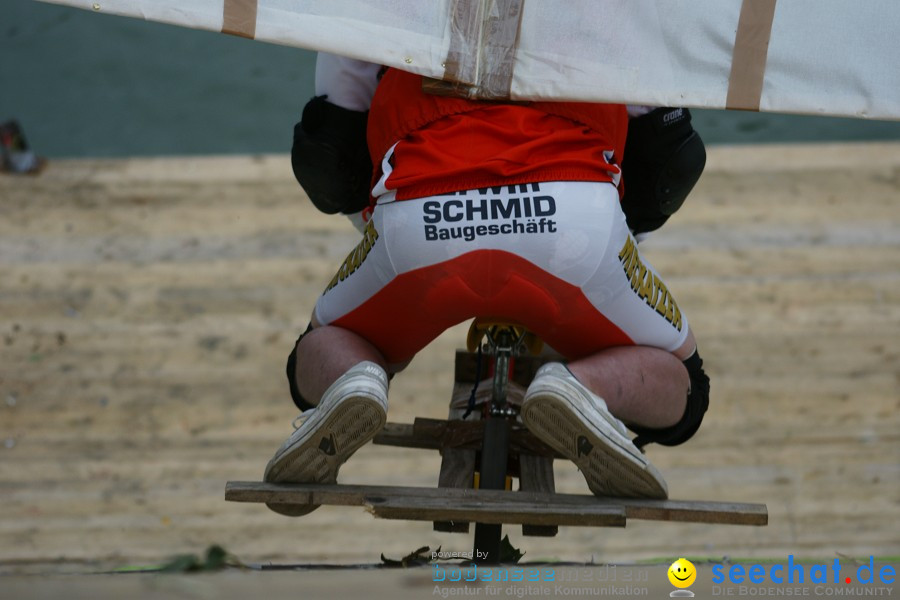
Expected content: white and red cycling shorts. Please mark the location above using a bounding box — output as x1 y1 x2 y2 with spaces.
314 181 690 364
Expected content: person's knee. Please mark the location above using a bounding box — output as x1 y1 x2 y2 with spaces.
286 323 400 411
286 323 315 411
631 350 710 448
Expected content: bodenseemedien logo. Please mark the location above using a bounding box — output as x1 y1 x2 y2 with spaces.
668 558 697 597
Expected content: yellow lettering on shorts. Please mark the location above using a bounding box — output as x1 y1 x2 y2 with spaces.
618 236 682 331
324 219 380 294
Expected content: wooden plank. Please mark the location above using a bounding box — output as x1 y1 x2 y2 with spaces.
433 382 478 533
225 482 768 526
434 448 476 533
372 419 563 458
437 448 476 489
372 419 480 451
371 422 434 450
518 454 558 537
621 499 769 526
366 496 626 528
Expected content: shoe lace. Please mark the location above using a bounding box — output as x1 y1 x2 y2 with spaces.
291 408 315 430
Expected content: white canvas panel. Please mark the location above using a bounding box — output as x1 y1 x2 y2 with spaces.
35 0 900 120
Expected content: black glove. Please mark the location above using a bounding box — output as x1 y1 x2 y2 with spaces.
291 95 372 215
621 107 706 234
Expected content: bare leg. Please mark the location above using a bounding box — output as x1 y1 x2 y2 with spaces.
296 322 693 429
265 324 392 507
523 340 694 498
294 325 388 406
568 346 690 429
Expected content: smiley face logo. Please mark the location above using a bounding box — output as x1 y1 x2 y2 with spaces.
668 558 697 588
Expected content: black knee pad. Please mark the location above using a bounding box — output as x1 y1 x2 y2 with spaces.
286 323 315 411
631 350 710 448
291 95 372 216
621 107 706 234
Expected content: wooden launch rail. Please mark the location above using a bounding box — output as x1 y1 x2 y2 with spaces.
224 481 768 527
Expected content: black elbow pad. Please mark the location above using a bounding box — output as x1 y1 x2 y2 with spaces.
621 107 706 234
291 95 372 215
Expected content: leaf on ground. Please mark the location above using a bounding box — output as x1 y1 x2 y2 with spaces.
500 536 524 563
381 545 437 568
160 554 202 573
159 545 240 573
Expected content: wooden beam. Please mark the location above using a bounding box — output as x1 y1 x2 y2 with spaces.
372 419 563 458
434 447 476 533
518 453 558 537
366 496 625 528
225 482 768 526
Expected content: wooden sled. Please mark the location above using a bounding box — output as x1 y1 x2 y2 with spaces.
226 322 767 562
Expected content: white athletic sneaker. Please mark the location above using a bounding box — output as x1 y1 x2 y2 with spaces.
521 362 668 499
264 361 389 516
